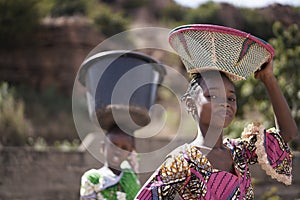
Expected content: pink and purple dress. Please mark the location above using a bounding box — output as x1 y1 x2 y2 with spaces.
135 122 292 200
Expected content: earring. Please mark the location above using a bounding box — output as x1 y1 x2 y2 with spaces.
192 106 199 121
186 100 195 114
187 103 199 121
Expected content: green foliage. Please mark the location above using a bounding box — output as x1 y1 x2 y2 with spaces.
0 0 40 48
260 187 281 200
224 119 251 139
15 85 77 145
240 8 274 40
32 137 80 151
269 22 300 149
101 0 117 4
91 4 129 37
173 2 274 42
271 23 300 96
0 82 32 146
17 85 70 116
36 0 55 17
121 0 148 10
184 2 223 25
160 3 189 25
50 0 87 17
235 22 300 149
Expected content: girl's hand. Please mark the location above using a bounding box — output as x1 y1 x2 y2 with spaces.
254 60 275 83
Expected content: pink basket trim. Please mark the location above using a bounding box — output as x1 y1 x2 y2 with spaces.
169 24 275 59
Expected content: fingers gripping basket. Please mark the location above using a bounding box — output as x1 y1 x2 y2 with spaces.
169 24 274 81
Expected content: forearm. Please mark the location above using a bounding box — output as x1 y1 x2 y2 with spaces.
262 74 298 142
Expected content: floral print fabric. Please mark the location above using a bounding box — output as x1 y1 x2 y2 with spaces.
135 122 292 200
80 163 140 200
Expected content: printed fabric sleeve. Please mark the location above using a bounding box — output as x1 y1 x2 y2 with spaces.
80 169 105 199
135 152 190 200
241 122 293 185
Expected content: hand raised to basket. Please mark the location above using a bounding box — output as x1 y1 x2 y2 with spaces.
254 60 274 83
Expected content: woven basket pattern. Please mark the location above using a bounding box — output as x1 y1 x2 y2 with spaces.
169 25 274 81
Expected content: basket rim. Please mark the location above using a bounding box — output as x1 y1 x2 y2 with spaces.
168 24 275 58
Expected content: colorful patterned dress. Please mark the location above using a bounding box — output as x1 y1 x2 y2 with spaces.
135 122 292 200
80 161 140 200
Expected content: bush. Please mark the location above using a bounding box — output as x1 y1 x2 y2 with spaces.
92 5 129 37
160 3 188 25
184 2 222 25
0 0 40 48
50 0 87 17
0 82 32 146
14 85 78 145
121 0 147 10
240 8 274 40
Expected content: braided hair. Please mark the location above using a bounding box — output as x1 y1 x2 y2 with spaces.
181 73 203 121
181 71 231 121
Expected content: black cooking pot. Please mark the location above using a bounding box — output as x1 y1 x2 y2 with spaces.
79 50 165 131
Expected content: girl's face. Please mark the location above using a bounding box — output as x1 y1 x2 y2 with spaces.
197 73 237 129
105 132 134 169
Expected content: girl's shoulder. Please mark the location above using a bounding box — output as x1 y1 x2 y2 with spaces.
154 144 192 182
163 144 189 164
160 144 191 170
162 143 209 170
224 122 266 147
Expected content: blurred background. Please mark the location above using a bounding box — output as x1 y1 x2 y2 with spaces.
0 0 299 199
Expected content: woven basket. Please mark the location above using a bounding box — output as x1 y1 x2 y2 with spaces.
169 24 274 81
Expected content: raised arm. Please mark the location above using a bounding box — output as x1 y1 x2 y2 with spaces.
255 60 298 143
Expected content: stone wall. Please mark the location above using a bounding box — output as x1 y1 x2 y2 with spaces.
0 142 299 200
0 147 96 200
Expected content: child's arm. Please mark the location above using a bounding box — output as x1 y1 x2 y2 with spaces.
254 60 298 143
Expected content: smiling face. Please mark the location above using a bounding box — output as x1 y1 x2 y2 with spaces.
195 71 237 129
